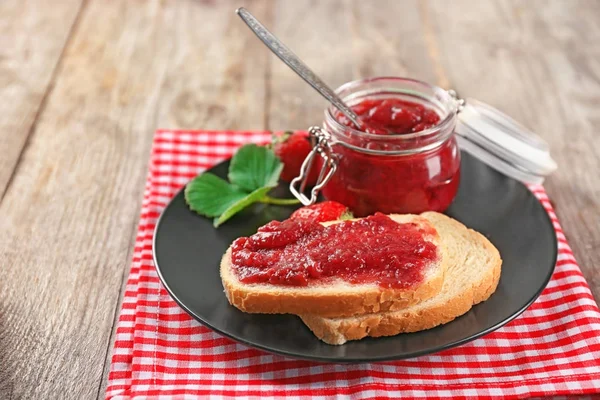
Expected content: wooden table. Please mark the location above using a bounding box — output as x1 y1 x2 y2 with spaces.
1 0 598 398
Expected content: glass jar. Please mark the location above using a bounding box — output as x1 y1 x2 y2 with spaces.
292 77 462 217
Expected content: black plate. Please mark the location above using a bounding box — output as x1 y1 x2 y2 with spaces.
153 153 557 362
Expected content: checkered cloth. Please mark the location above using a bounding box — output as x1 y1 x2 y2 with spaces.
106 130 600 399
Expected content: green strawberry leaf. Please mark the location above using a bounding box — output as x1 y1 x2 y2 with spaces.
184 173 248 217
228 144 283 192
214 186 272 227
339 210 354 221
185 143 299 228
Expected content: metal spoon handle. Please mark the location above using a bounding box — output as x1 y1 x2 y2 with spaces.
236 7 361 127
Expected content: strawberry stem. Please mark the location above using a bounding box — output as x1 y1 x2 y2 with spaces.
260 196 300 206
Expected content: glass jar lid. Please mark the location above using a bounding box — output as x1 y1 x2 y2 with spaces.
455 98 557 185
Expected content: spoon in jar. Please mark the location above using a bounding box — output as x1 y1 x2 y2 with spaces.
236 7 363 128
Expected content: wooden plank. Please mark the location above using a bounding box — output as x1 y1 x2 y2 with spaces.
350 0 439 84
0 0 84 199
0 0 269 399
154 0 270 130
266 0 355 130
266 0 440 131
425 0 600 298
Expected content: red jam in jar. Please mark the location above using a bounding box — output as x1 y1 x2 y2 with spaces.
231 213 438 288
318 77 461 217
337 98 441 135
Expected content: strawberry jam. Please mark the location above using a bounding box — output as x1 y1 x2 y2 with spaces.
321 136 461 217
337 98 442 135
230 213 438 288
319 80 461 217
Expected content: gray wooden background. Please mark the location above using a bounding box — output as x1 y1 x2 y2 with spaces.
1 0 598 399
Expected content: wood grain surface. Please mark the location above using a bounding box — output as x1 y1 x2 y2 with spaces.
0 1 597 399
0 0 84 199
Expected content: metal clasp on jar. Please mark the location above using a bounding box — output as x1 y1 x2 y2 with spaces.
289 126 338 205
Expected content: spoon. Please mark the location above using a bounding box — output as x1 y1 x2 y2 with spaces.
236 7 363 128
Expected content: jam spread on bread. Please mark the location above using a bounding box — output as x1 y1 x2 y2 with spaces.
230 213 438 288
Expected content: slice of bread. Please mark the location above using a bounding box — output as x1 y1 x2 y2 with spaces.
300 212 502 344
220 214 447 318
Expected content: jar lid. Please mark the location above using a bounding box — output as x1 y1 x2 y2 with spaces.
455 98 557 185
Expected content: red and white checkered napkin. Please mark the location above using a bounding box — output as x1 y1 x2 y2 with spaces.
106 130 600 399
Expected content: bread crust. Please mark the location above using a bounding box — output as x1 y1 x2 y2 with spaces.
220 215 445 318
300 213 502 344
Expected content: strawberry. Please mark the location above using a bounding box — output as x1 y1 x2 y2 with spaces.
272 131 319 185
290 201 353 223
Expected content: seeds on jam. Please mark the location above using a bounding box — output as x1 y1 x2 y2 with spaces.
231 213 438 288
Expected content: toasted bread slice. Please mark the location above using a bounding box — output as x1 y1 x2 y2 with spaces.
300 212 502 344
220 214 446 318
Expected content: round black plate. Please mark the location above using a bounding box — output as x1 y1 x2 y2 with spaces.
153 152 557 362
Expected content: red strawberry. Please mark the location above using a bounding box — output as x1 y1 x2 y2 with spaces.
272 131 319 185
290 201 353 223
